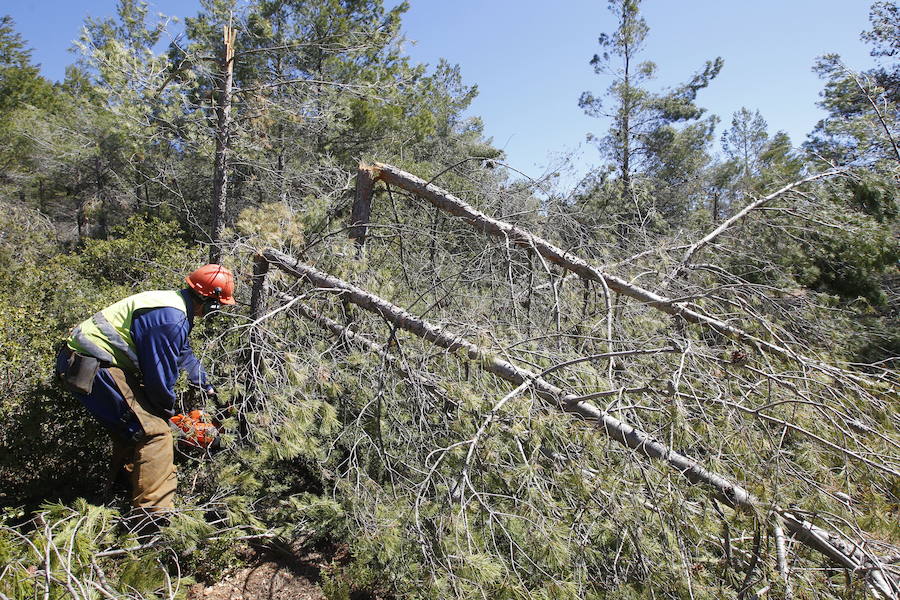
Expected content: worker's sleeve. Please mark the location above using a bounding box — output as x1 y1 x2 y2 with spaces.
178 343 210 390
131 307 191 417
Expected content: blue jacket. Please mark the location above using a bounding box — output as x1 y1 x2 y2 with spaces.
62 289 211 438
131 289 209 416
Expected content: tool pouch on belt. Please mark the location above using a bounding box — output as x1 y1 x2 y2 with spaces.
56 345 101 395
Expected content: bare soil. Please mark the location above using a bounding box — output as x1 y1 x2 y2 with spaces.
187 546 329 600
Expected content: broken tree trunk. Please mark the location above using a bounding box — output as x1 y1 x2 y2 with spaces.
260 247 897 597
209 22 237 265
358 162 864 384
349 163 376 247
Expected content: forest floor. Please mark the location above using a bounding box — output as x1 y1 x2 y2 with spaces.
186 545 334 600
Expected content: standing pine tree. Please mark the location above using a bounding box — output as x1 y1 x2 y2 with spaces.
807 1 900 168
721 107 769 197
578 0 722 226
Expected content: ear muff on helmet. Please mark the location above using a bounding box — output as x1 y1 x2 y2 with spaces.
202 286 223 313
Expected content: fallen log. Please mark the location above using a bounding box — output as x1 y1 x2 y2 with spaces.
261 247 898 598
359 162 866 385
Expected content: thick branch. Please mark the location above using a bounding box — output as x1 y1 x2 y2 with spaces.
367 162 848 376
670 169 843 279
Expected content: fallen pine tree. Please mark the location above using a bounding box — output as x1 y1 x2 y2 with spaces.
258 247 899 598
352 162 881 388
348 162 898 480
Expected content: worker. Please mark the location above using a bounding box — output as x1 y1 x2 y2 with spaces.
55 264 236 515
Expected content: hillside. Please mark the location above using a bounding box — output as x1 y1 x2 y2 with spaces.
0 1 898 599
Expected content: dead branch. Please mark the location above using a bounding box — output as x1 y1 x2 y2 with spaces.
772 514 793 600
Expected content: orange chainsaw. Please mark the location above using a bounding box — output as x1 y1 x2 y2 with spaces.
169 409 221 450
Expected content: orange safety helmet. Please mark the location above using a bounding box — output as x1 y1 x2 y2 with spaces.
185 264 236 305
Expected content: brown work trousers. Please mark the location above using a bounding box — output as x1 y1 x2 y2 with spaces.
107 368 177 510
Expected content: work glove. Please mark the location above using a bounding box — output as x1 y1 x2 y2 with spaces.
204 385 219 402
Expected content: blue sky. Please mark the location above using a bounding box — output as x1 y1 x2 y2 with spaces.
5 0 877 188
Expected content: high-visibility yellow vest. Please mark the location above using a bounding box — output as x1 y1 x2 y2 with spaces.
68 290 188 373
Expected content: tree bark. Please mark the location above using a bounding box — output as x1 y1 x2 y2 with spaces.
250 253 270 321
349 163 376 247
244 253 270 418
